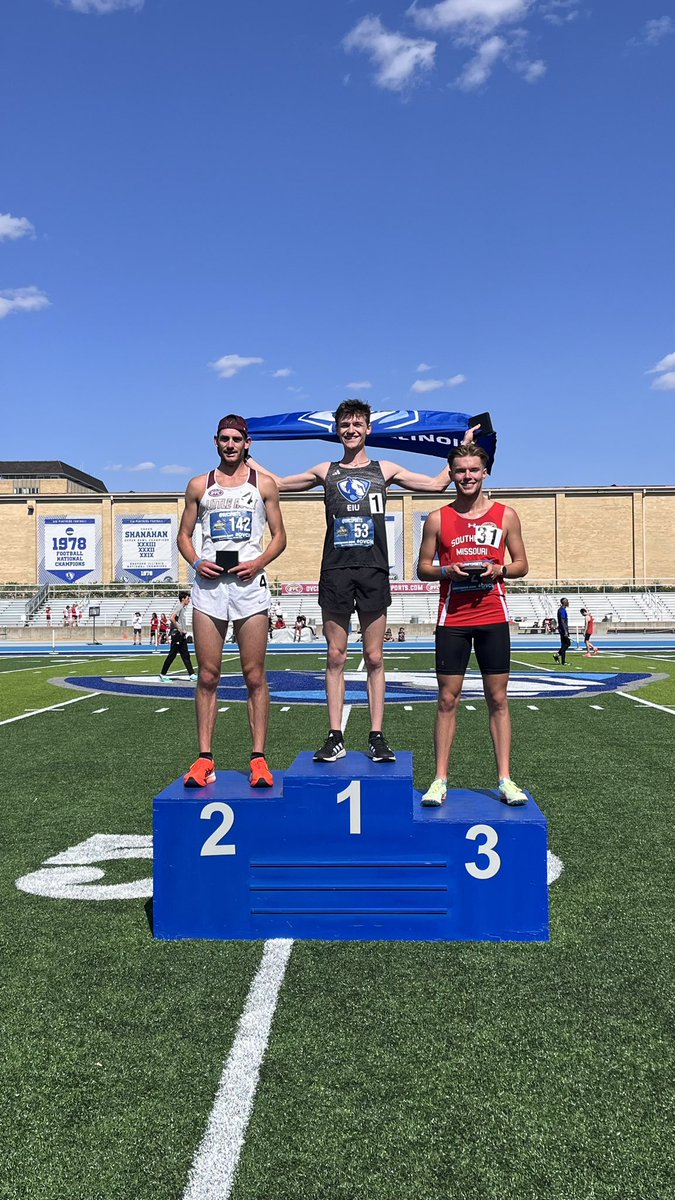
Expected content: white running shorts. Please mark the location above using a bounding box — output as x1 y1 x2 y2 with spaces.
192 571 271 623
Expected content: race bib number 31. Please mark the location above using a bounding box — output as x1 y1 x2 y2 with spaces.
334 517 374 548
210 510 252 542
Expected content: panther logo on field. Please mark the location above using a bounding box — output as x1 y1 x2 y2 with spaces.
63 669 650 704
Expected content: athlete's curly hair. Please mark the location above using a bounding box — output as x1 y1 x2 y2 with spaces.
334 399 372 426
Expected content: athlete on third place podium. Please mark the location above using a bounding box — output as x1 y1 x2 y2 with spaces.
176 415 287 789
417 441 529 807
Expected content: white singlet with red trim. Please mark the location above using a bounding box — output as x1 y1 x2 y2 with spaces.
192 467 271 623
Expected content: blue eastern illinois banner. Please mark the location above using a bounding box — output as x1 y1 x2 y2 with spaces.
245 408 496 469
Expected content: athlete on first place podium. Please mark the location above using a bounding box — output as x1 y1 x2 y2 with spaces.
250 399 479 766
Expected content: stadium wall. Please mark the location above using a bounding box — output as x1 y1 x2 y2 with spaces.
1 486 674 586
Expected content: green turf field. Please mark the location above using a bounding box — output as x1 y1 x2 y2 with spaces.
1 648 674 1199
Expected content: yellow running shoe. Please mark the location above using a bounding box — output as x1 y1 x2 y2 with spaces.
421 778 447 807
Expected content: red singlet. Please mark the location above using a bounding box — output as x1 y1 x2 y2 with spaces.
437 502 509 627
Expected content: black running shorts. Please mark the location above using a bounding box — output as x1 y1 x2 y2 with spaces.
319 566 391 616
435 622 511 677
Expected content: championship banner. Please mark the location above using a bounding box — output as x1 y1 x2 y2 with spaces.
115 515 178 583
246 408 496 469
39 516 102 585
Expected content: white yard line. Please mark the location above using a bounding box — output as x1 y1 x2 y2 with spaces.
0 691 102 727
617 691 675 716
0 656 103 676
182 938 294 1200
510 656 550 672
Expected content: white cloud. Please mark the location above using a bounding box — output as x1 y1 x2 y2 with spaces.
456 34 507 87
416 361 434 371
346 380 372 389
540 0 581 25
210 354 264 380
412 374 466 392
272 367 293 378
411 0 534 35
0 286 50 319
63 0 144 13
160 464 192 475
629 17 675 49
412 378 445 393
651 371 675 392
648 352 675 374
344 16 436 91
0 213 35 241
105 461 155 472
647 352 675 390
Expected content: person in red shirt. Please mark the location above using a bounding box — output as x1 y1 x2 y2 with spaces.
417 441 529 807
580 607 599 656
149 612 159 646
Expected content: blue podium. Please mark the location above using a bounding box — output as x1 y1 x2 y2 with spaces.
153 753 549 942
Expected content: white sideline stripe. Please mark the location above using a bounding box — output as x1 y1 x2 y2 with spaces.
0 691 102 726
590 704 604 710
617 691 675 716
182 938 294 1200
510 656 549 672
91 708 109 714
155 707 169 713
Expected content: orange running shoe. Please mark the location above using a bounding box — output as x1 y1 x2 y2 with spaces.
183 756 216 788
249 756 273 788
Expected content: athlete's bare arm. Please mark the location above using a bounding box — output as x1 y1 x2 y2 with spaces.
501 507 528 579
229 475 287 583
380 460 452 493
247 458 329 492
177 475 223 579
379 424 483 493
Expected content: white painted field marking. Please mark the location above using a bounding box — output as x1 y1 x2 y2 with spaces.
340 704 352 734
465 704 476 711
510 656 550 672
590 704 604 711
155 707 169 714
218 707 230 714
0 656 102 676
617 692 675 716
91 708 109 714
527 705 539 711
0 691 102 727
280 706 290 712
357 657 365 672
182 938 294 1200
404 705 413 711
547 852 564 885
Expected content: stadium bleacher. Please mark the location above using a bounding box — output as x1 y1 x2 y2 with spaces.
2 587 674 634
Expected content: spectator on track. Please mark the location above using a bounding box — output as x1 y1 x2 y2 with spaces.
149 612 159 646
581 608 599 656
159 593 197 682
132 611 143 646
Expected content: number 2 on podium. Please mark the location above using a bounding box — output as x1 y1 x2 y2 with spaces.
337 780 361 835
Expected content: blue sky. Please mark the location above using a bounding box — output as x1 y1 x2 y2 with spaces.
1 0 674 490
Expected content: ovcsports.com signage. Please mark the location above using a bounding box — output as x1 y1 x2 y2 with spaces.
281 581 439 595
115 515 177 583
39 516 102 585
